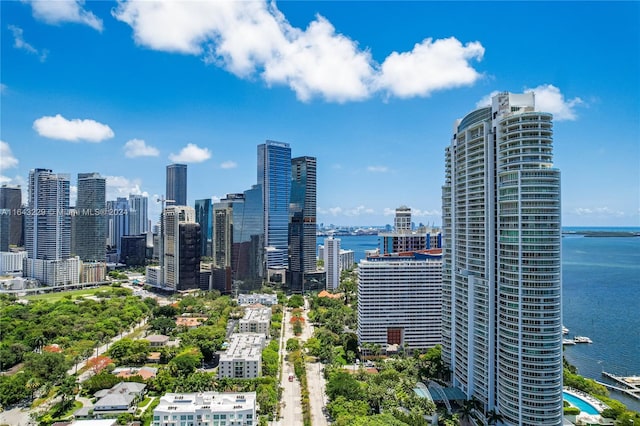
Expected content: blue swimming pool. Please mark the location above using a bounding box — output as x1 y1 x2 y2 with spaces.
563 391 600 415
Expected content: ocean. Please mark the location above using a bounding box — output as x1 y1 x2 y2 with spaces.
324 228 640 411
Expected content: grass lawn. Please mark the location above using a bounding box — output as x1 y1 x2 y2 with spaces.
25 286 112 302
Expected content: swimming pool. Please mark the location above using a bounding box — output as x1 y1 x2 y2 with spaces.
563 391 600 415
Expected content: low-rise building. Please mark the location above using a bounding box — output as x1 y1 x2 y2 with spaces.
218 334 265 379
0 251 27 274
238 307 271 336
153 392 256 426
93 382 146 415
176 315 208 329
146 334 170 347
237 293 278 306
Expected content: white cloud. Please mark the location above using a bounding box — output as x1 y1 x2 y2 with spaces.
8 25 48 62
320 205 376 217
0 84 7 94
476 85 583 121
0 141 19 171
33 114 114 142
105 175 148 201
26 0 103 32
525 84 583 121
367 166 388 173
377 37 484 98
220 160 237 169
574 207 624 217
383 207 441 217
169 143 211 163
113 1 484 102
123 139 159 158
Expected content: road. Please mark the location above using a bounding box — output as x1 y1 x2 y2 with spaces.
301 299 328 426
273 308 303 426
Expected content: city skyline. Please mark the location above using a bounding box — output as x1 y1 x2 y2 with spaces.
1 1 639 227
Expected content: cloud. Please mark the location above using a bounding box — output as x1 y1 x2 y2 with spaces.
320 205 375 217
8 25 48 62
383 207 441 217
367 166 389 173
26 0 103 31
169 143 211 163
476 85 583 121
113 0 484 102
525 84 584 121
0 141 19 171
220 160 237 169
123 139 159 158
33 114 114 142
105 175 148 201
0 84 7 94
574 207 624 217
377 37 484 98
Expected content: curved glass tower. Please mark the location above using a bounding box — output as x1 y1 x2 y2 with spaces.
442 92 562 425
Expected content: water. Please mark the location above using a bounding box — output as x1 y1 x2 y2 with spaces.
328 228 640 411
563 391 600 415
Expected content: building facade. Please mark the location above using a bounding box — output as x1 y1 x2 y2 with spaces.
258 141 291 271
128 194 149 236
0 184 23 247
238 307 271 336
74 173 106 262
289 156 317 291
323 236 340 291
195 198 212 257
218 334 265 379
357 250 442 351
153 392 257 426
107 197 130 255
166 164 187 206
442 92 562 425
0 251 27 274
162 205 200 291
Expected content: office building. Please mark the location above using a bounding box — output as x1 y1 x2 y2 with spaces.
195 198 212 257
153 392 257 426
128 194 148 236
394 205 412 233
357 250 442 352
0 184 23 247
0 212 8 251
238 307 272 336
80 261 106 283
212 197 234 269
258 141 291 271
107 197 129 255
218 334 266 379
323 236 340 291
120 235 146 266
289 156 318 292
75 173 106 262
166 164 187 206
442 92 562 425
379 206 442 254
162 205 200 291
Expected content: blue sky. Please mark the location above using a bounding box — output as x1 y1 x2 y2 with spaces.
1 1 639 227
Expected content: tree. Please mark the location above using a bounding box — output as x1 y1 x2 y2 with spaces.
486 409 504 425
23 351 69 383
326 370 365 401
149 317 176 335
57 375 77 413
286 338 300 352
287 294 304 308
169 350 203 377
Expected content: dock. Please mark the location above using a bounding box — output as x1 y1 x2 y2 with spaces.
600 372 640 401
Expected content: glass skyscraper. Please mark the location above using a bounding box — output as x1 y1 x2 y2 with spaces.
442 92 562 425
74 172 106 262
129 194 149 236
258 141 291 271
195 198 212 257
166 163 187 206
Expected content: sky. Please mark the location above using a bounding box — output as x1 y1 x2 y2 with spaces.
1 1 639 228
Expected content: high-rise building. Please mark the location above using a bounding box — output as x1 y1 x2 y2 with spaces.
166 164 187 206
442 92 562 425
162 205 200 291
74 173 106 262
0 184 23 247
379 206 442 254
258 141 291 271
107 197 129 255
289 156 318 291
24 169 80 286
358 250 442 352
323 236 340 291
128 194 148 236
0 212 8 251
25 169 71 261
212 196 235 269
195 198 212 257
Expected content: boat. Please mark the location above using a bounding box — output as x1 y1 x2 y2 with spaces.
563 326 569 335
574 336 592 344
563 339 576 345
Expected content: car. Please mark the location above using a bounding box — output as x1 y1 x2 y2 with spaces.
288 374 294 382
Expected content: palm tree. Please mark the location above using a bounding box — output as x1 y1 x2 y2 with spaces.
486 409 504 426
